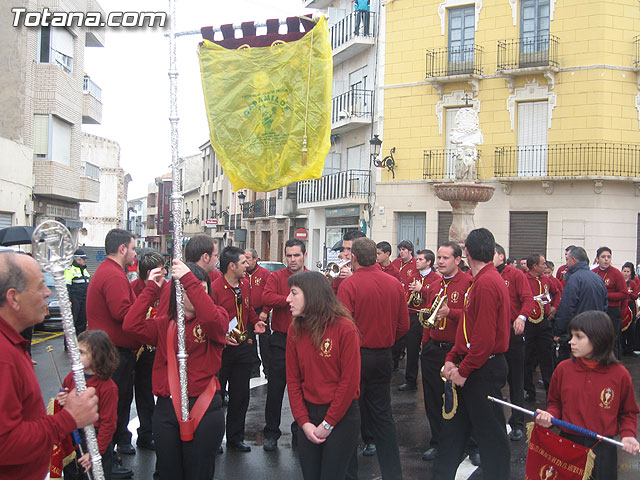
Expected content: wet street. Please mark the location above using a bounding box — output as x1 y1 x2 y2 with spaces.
32 331 640 479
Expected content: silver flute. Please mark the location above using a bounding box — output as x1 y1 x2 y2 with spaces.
168 0 189 421
32 221 104 480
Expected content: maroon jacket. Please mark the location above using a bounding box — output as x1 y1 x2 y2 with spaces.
446 263 511 378
407 269 441 308
391 257 417 289
556 264 569 282
498 264 535 323
379 262 401 281
246 265 270 313
525 272 561 320
262 267 308 334
337 265 409 348
87 257 139 350
594 266 628 308
210 275 259 330
422 270 473 344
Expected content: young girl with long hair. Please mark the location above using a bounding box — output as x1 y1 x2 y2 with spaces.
536 310 640 479
285 271 361 480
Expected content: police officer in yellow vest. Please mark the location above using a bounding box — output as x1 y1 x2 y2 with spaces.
63 249 91 339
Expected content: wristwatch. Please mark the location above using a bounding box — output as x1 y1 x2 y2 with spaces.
321 420 334 431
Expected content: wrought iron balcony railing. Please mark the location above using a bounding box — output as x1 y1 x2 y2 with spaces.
330 11 376 50
494 144 640 178
425 44 483 78
634 35 640 69
241 199 268 219
331 89 373 123
497 35 559 71
297 169 371 205
83 75 102 101
423 149 462 179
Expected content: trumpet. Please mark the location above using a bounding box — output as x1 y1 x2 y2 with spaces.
323 259 351 279
533 292 552 305
419 290 447 329
228 327 248 344
407 279 424 307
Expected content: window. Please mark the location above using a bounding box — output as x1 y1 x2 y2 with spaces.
33 114 49 158
323 152 342 175
509 211 548 259
517 100 548 176
34 114 72 165
347 145 365 171
39 26 74 74
448 6 475 71
521 0 550 53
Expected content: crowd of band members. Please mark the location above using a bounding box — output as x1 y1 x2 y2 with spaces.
2 225 640 480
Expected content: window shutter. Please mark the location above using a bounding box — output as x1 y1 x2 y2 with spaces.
438 211 453 247
33 114 49 157
517 100 548 176
51 116 71 166
509 211 548 259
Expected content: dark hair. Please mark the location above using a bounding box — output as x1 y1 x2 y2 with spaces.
416 249 435 268
285 238 306 254
526 253 543 270
220 246 244 274
565 245 575 252
458 259 470 273
622 262 636 280
494 243 506 260
184 235 215 263
569 246 589 264
376 241 392 254
506 257 516 265
344 230 365 241
546 260 555 269
169 263 210 319
596 246 612 259
105 229 134 255
77 330 119 380
439 241 462 259
0 252 27 308
465 228 495 263
568 311 617 366
288 271 353 350
351 237 376 267
138 252 165 281
397 240 414 254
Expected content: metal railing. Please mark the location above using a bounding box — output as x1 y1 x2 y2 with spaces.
426 44 483 77
83 75 102 102
634 35 640 69
494 144 640 178
423 149 464 179
331 89 373 123
268 197 276 216
297 169 371 204
497 35 559 70
242 199 269 219
330 11 376 50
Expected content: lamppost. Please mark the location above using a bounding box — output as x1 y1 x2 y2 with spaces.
369 134 382 167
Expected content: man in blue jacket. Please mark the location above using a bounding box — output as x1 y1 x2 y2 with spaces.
553 246 607 361
354 0 370 36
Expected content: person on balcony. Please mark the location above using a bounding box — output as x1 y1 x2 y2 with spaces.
354 0 370 36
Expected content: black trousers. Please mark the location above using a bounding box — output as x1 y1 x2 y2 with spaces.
505 330 525 431
298 401 360 480
420 341 452 448
562 433 617 480
264 331 288 440
346 348 403 480
112 348 136 446
607 306 622 360
524 318 554 398
403 313 422 386
63 429 113 480
71 297 87 335
219 341 255 443
153 393 224 480
432 354 510 480
134 348 155 445
354 9 370 35
20 327 33 355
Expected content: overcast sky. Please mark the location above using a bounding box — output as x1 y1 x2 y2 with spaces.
83 0 313 199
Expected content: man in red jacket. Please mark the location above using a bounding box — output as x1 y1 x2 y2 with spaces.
87 229 138 461
245 248 271 378
555 245 574 283
434 228 511 480
0 252 99 479
376 241 401 281
338 237 409 480
262 239 307 451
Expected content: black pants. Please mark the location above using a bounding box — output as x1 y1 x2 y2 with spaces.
63 433 113 480
403 313 422 386
354 10 370 35
420 341 452 448
153 393 224 480
432 354 510 480
607 306 622 360
71 297 87 335
346 348 403 480
135 348 155 445
219 341 255 443
298 401 360 480
112 348 136 446
20 327 33 356
524 318 553 398
562 433 617 480
505 330 525 431
264 331 288 440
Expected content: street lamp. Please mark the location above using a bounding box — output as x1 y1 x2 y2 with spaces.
237 190 246 204
369 134 382 165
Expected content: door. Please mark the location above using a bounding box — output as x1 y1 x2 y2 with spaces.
517 101 548 176
262 231 271 261
520 0 550 65
448 6 475 74
397 213 426 253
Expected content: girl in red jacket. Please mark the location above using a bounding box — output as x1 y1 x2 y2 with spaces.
286 271 361 480
536 310 640 479
57 329 119 480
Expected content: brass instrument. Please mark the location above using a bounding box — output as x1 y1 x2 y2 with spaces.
418 289 447 329
229 327 248 344
323 259 351 279
407 279 423 307
533 292 552 305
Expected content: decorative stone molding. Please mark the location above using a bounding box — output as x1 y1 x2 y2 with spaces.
439 0 482 35
635 93 640 129
541 180 554 195
436 89 481 134
508 0 517 25
593 180 604 194
507 80 556 130
501 182 512 195
429 76 481 101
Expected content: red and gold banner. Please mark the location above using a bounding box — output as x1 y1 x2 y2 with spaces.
48 398 76 479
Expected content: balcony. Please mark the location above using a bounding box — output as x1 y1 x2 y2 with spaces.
425 45 483 98
242 199 268 219
303 0 332 8
330 12 376 67
331 89 373 134
423 149 470 180
297 169 371 208
82 75 102 124
497 35 559 92
34 160 99 202
494 144 640 179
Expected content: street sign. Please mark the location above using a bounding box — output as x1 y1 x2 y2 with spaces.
205 219 218 226
294 228 308 241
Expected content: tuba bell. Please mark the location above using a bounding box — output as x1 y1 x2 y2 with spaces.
419 289 447 329
323 259 350 279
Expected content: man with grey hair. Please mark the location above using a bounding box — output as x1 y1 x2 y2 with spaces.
0 252 99 478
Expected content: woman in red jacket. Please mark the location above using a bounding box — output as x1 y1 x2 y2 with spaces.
285 271 361 480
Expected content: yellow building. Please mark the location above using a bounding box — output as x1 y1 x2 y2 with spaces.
374 0 640 267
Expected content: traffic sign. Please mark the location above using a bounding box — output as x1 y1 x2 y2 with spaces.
294 228 308 241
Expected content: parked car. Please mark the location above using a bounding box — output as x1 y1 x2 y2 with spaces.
37 272 63 331
259 261 286 273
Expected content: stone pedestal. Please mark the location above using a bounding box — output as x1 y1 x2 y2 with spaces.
434 183 495 245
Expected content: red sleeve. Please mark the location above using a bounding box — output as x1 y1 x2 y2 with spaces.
618 368 640 438
324 324 361 426
630 278 640 300
555 265 565 281
515 273 535 319
122 282 161 345
183 272 229 342
262 272 288 308
96 381 118 454
337 282 356 317
395 283 410 341
285 325 309 425
549 278 562 309
609 270 630 303
102 275 135 323
546 363 563 419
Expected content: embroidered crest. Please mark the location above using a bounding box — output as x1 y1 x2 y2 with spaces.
255 277 261 286
450 291 460 303
406 269 413 277
504 280 510 287
320 337 332 358
604 277 611 286
244 297 250 307
539 465 558 480
193 324 206 343
599 387 614 409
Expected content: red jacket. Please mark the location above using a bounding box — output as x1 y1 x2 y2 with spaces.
547 274 564 294
246 265 270 313
62 372 117 454
556 264 569 282
379 262 402 281
498 264 535 323
262 267 307 334
391 257 417 289
210 276 259 331
0 316 77 479
594 266 628 308
131 277 145 296
87 257 139 350
547 358 639 439
286 317 360 427
122 272 229 397
446 263 511 378
337 265 409 348
406 269 441 307
525 272 561 320
422 270 473 344
157 270 221 317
